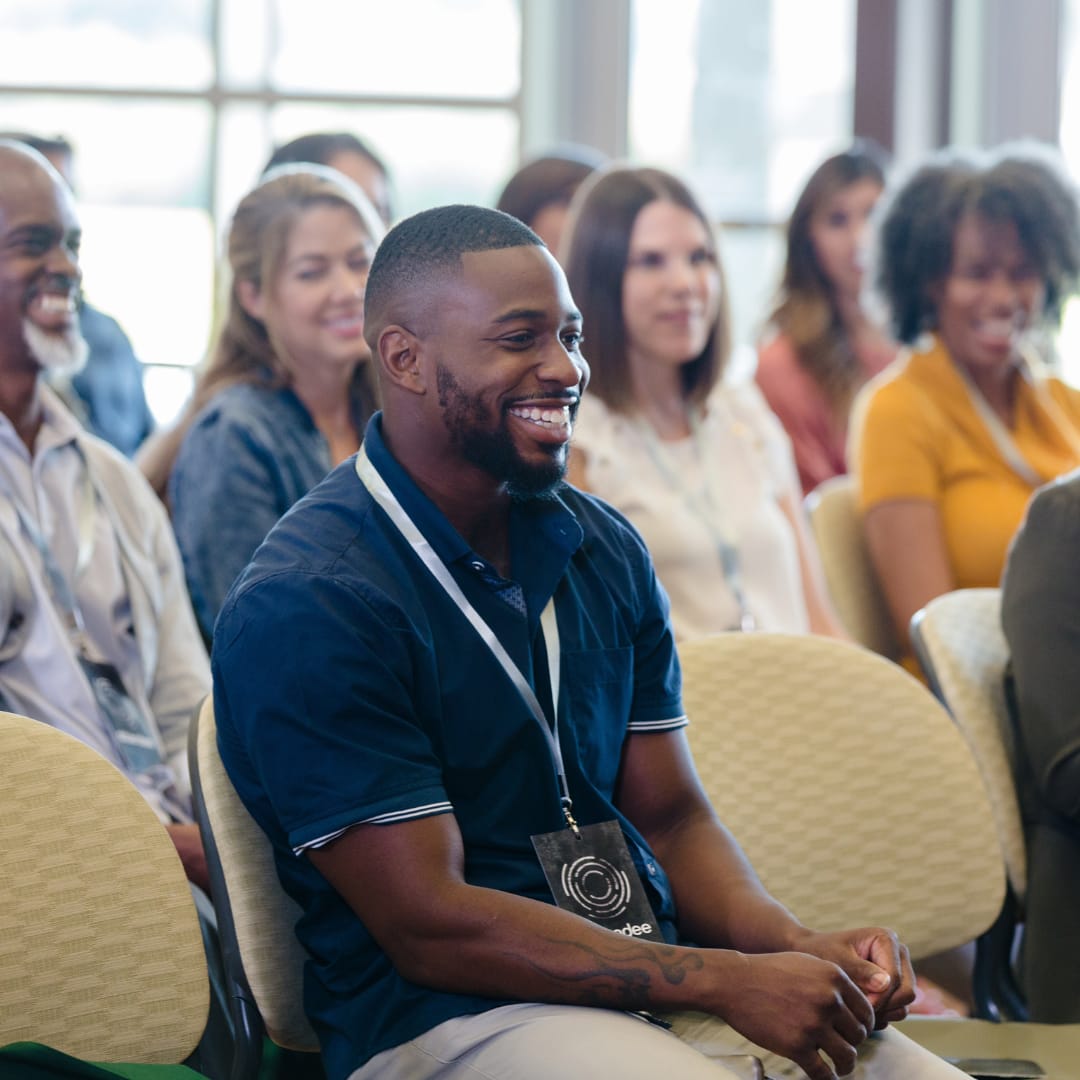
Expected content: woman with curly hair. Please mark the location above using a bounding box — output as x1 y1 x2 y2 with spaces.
851 143 1080 662
756 143 894 495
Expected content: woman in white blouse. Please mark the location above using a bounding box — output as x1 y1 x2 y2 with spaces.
563 166 844 640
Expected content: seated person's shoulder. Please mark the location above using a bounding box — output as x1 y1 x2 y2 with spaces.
850 352 951 456
1032 468 1080 519
857 353 932 416
171 384 293 498
755 330 800 385
214 462 392 625
186 381 282 441
557 482 658 583
81 430 165 510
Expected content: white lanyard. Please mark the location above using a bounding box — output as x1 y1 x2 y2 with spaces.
951 351 1080 488
0 453 97 647
637 411 756 632
355 447 578 832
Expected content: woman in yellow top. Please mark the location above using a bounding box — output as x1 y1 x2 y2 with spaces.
851 145 1080 662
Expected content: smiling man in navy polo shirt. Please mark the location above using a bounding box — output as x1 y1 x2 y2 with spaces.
212 205 963 1080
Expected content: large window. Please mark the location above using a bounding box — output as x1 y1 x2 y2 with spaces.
629 0 857 360
0 0 522 423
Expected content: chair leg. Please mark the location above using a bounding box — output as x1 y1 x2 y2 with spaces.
972 888 1027 1022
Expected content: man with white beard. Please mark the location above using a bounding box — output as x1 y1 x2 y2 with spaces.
0 140 211 889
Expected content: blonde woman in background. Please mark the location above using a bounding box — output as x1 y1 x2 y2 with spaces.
168 165 384 640
137 131 392 500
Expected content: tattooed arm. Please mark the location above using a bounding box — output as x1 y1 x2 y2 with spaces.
308 799 876 1080
617 729 915 1031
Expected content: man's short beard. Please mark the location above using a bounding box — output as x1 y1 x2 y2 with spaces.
436 364 567 501
22 318 89 376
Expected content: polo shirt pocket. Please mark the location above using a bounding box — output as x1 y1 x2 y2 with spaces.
560 646 633 794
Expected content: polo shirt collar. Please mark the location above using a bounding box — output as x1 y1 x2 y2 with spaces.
362 413 584 608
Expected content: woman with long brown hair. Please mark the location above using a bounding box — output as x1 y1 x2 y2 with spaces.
757 143 894 495
564 165 844 640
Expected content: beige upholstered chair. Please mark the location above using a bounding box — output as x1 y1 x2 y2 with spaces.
910 587 1028 1020
679 632 1003 958
678 632 1080 1075
189 695 319 1079
805 475 900 660
191 698 770 1080
909 588 1025 903
0 710 209 1067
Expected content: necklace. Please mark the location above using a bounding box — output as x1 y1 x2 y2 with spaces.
636 408 757 632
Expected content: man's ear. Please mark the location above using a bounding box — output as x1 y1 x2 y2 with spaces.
377 325 428 395
236 279 266 321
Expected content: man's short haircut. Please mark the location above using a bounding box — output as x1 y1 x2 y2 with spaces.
364 204 543 337
0 132 73 160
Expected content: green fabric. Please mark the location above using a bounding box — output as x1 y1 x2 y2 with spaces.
0 1043 205 1079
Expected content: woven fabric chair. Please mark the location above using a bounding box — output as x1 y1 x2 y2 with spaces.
910 588 1028 1020
678 632 1080 1075
189 696 319 1080
910 588 1025 902
679 632 1003 958
0 710 209 1070
191 698 773 1080
805 475 900 660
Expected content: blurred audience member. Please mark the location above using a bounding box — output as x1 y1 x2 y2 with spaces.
1001 468 1080 1021
266 131 394 225
757 142 894 495
2 132 155 457
496 145 607 255
138 130 393 500
564 166 845 640
0 139 209 886
850 143 1080 664
169 165 384 641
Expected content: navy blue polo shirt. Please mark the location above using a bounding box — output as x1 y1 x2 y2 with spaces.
212 414 687 1080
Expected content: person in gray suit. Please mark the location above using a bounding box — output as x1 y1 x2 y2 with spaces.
1001 466 1080 1021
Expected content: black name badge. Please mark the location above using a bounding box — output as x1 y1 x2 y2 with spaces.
532 819 663 942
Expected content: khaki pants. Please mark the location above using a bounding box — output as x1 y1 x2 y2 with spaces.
351 1002 968 1080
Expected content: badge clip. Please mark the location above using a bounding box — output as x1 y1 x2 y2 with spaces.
561 796 581 837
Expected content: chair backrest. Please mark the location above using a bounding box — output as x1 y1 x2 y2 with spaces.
805 475 900 660
910 588 1026 901
191 695 319 1052
679 633 1005 961
0 711 209 1063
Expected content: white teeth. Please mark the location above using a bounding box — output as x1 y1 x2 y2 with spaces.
38 294 75 313
510 405 571 427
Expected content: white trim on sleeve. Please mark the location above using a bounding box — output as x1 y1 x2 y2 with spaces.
293 800 454 854
626 715 688 732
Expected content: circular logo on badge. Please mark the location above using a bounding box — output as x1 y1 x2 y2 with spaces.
560 855 632 919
